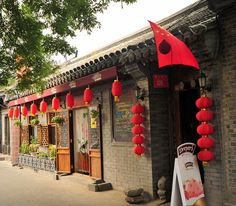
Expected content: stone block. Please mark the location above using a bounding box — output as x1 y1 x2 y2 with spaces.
88 183 99 192
97 183 113 191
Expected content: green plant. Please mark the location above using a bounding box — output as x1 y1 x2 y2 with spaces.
14 119 22 127
77 138 88 154
51 116 64 124
30 136 38 144
30 118 40 126
20 141 29 154
90 109 99 119
49 144 56 159
83 112 88 119
28 136 39 154
37 152 48 158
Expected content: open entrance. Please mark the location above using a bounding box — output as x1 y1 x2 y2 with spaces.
171 80 204 182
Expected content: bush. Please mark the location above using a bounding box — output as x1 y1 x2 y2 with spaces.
20 141 29 154
49 144 56 158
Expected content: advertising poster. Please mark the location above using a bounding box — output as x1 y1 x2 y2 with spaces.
171 143 206 206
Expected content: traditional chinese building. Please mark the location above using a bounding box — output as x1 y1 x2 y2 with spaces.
2 0 236 205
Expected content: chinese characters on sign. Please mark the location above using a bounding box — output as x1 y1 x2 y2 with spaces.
153 74 169 88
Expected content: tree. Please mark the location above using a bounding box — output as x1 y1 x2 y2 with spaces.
0 0 137 92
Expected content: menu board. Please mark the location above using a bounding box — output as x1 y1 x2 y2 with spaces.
113 87 136 142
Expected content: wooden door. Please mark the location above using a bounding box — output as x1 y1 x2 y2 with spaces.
51 111 71 173
73 108 89 173
88 106 102 179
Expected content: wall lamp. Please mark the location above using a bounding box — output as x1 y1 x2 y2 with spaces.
197 71 212 94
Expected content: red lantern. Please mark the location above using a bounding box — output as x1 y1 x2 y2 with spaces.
197 123 214 135
133 145 145 155
196 110 213 122
112 79 122 102
131 103 145 114
66 92 74 108
40 100 47 113
21 105 28 117
132 135 144 144
132 125 145 134
197 136 215 149
52 96 60 111
195 96 213 109
131 115 144 125
13 107 19 119
197 150 214 162
83 87 93 105
30 103 37 116
8 108 14 119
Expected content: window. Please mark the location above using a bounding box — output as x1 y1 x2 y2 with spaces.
48 125 57 145
112 82 136 142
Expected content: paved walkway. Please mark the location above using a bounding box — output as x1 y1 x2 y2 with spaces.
0 160 170 206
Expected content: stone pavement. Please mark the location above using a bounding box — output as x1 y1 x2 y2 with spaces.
0 160 170 206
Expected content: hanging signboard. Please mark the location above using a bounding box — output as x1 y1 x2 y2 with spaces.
171 143 206 206
153 74 169 88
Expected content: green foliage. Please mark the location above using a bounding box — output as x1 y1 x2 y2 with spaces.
90 109 99 118
30 136 38 144
48 144 56 159
14 119 22 127
29 136 39 153
36 152 48 158
51 116 64 124
77 138 88 154
30 118 40 126
20 140 30 154
0 0 137 91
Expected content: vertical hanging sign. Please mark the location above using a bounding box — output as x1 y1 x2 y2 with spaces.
153 74 169 88
171 143 206 206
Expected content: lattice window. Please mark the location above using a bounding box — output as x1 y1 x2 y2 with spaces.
41 126 48 146
21 126 29 143
37 125 42 144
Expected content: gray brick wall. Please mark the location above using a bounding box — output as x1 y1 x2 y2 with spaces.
218 4 236 205
101 79 155 197
149 89 171 198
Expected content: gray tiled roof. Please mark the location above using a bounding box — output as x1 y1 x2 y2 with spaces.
9 0 216 100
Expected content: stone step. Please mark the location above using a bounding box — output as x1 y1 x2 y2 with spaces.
88 182 112 192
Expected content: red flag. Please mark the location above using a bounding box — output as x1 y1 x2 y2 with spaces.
149 21 199 70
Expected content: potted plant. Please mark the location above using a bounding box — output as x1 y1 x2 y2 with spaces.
77 138 88 154
51 116 64 124
30 118 40 126
90 109 99 119
14 119 22 127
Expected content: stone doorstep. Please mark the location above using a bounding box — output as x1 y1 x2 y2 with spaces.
88 182 112 192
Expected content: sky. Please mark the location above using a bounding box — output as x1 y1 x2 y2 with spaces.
54 0 198 63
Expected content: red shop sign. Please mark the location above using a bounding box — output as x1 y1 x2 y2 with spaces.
153 74 169 88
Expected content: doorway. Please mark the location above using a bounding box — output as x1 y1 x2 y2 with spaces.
73 108 90 174
172 87 204 181
73 106 103 179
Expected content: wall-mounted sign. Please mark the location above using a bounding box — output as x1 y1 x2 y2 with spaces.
153 74 169 88
171 143 206 206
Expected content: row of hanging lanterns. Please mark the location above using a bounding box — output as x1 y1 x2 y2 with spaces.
8 78 122 118
131 102 145 156
196 95 215 166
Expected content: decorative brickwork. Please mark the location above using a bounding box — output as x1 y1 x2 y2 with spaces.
41 126 48 146
21 126 29 144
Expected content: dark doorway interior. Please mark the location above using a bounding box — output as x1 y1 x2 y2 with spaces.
179 88 204 182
